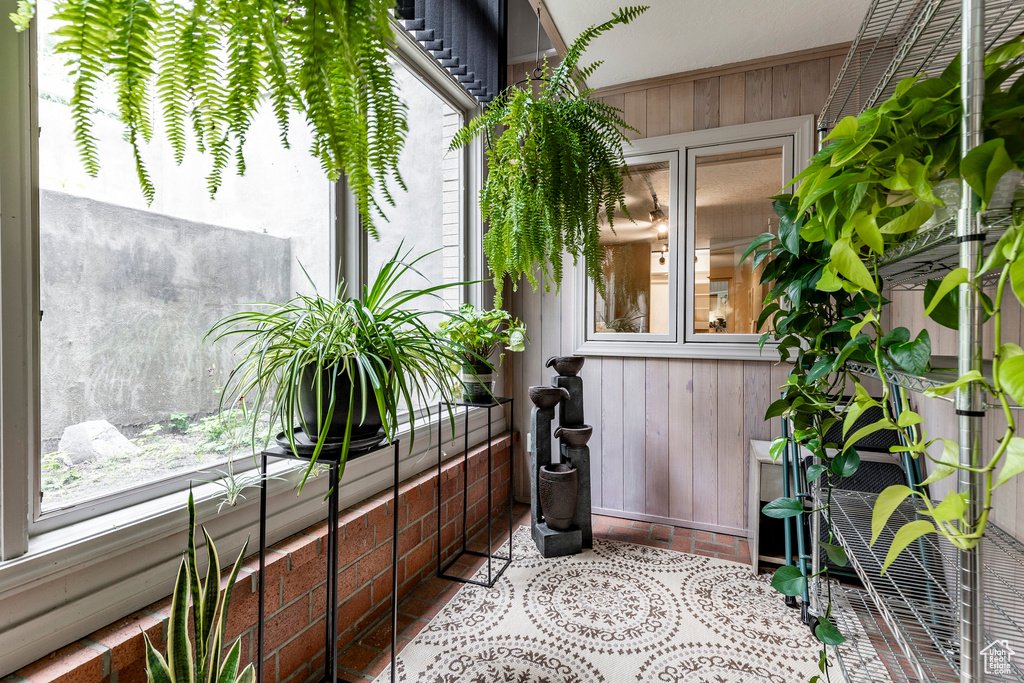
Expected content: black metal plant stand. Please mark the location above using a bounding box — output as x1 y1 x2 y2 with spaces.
256 438 400 683
435 397 514 588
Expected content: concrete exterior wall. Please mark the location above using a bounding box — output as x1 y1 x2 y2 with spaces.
39 191 291 442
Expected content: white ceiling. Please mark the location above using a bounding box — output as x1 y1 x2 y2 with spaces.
541 0 870 90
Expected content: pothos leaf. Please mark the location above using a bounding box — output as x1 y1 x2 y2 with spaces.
871 485 915 546
1000 355 1024 406
762 497 805 518
820 541 848 567
921 438 959 485
882 520 936 573
815 617 847 645
771 565 807 596
889 329 931 375
830 238 877 293
996 437 1024 488
923 268 968 316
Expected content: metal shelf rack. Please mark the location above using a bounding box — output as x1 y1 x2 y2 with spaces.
819 0 1024 132
829 490 1024 682
874 210 1014 290
813 0 1024 681
828 584 922 682
846 356 998 404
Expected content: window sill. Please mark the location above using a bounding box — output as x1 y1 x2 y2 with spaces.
575 338 781 361
0 405 505 676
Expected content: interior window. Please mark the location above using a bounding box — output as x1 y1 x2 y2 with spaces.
593 157 674 336
36 0 330 512
690 146 785 338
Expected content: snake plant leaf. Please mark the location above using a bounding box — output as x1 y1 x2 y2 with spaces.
871 484 915 545
235 665 255 683
771 565 807 596
882 520 936 574
167 559 194 683
143 632 172 683
815 617 847 646
921 438 959 485
996 437 1024 488
217 641 241 683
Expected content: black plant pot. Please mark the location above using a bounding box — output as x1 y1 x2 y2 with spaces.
539 463 578 530
460 362 495 403
297 365 383 445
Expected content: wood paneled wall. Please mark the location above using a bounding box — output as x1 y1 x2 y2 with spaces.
506 47 845 535
506 45 1024 543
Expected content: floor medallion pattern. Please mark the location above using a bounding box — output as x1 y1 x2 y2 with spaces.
375 528 884 682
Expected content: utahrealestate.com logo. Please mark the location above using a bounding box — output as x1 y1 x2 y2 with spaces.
981 640 1016 675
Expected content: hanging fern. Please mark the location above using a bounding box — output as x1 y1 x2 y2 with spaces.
11 0 406 236
449 6 648 303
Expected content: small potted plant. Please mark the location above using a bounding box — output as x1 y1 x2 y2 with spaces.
438 304 527 403
207 247 462 486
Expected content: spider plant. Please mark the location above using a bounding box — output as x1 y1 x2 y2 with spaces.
206 247 463 489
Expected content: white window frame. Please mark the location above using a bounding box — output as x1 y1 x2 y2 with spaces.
574 115 815 361
584 150 679 344
0 11 492 675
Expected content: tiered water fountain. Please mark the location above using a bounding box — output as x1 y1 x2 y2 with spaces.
528 355 593 558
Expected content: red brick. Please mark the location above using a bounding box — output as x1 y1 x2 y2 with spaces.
358 543 394 586
338 644 378 674
404 541 433 579
339 519 374 568
695 540 737 555
16 642 104 683
116 662 148 683
651 525 673 541
282 554 327 605
694 530 714 541
265 598 310 652
338 585 372 631
225 591 260 641
272 533 320 570
277 621 325 681
91 612 162 671
406 485 435 524
397 524 422 558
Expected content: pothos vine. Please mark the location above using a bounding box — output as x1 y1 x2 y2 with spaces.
749 34 1024 681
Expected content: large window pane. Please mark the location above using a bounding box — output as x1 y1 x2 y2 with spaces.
691 147 782 336
366 58 463 311
594 160 671 335
37 0 330 511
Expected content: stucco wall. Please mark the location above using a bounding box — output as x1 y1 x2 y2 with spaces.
39 191 291 443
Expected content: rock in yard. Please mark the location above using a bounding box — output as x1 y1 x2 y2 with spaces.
59 420 140 464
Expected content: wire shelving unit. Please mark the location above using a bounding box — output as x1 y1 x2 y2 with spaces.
820 0 1024 131
814 1 1024 682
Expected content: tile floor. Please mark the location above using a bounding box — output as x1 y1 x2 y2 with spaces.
336 504 752 681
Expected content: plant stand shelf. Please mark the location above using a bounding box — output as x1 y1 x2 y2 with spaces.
435 397 514 588
827 585 922 682
256 440 400 683
827 489 1024 682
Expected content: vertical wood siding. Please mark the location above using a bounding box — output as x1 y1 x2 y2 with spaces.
507 49 839 534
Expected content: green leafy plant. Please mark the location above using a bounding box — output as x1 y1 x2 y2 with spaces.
206 247 463 487
749 35 1024 681
437 303 527 368
449 6 648 303
143 490 253 683
169 413 190 431
201 460 282 512
11 0 405 235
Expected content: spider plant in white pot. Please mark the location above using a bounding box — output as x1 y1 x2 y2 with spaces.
207 248 462 488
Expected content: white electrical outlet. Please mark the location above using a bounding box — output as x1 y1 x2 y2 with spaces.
526 432 531 452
